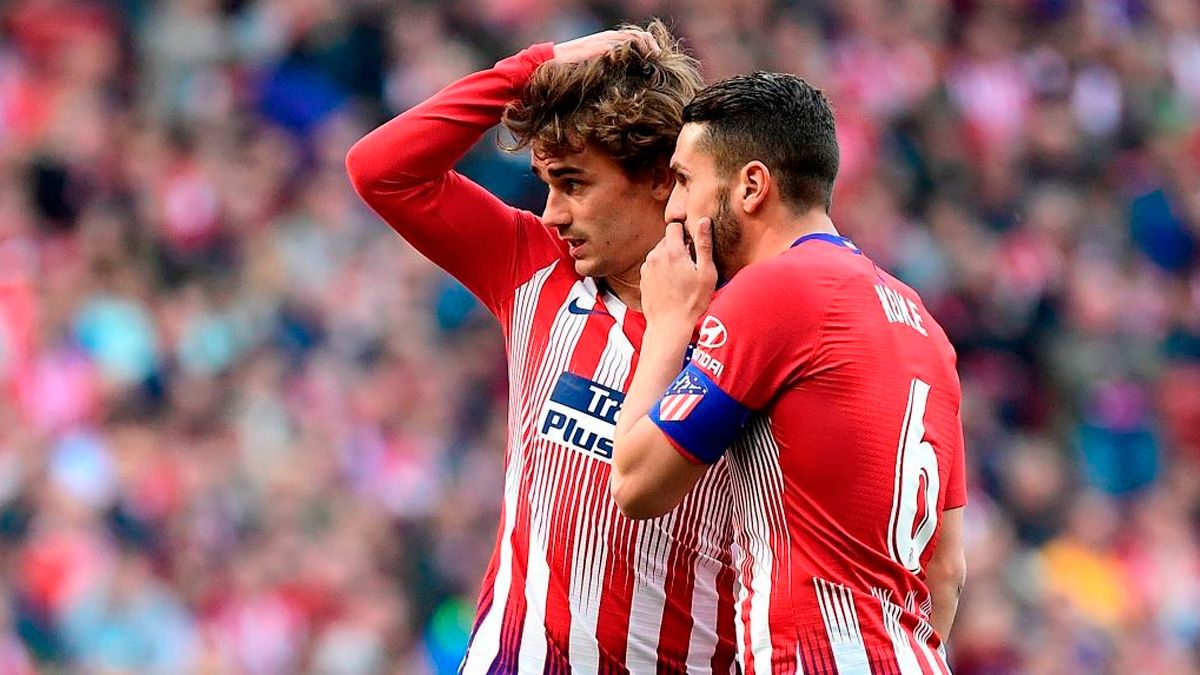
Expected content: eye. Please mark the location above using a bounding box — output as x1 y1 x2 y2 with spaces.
563 178 582 194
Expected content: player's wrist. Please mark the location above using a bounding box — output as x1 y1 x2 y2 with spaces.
644 317 694 347
499 43 555 89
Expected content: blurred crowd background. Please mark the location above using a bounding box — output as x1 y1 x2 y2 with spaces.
0 0 1198 673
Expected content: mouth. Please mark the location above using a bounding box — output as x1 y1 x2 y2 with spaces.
563 237 587 258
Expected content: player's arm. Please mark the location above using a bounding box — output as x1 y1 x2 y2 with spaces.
611 221 718 518
927 402 968 641
345 30 660 311
345 42 550 311
926 506 966 640
613 222 817 519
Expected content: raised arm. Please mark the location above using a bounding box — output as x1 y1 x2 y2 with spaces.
346 30 664 314
345 43 557 313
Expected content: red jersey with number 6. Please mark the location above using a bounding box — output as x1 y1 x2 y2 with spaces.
651 233 966 675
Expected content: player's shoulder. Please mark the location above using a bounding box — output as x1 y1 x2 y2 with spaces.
715 249 859 338
721 242 857 301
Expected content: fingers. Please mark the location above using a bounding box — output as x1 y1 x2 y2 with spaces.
664 221 684 246
553 29 660 65
612 29 659 58
624 29 661 57
644 222 687 270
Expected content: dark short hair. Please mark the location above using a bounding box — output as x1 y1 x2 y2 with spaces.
682 72 839 212
502 20 702 177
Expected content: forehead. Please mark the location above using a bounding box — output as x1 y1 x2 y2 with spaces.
531 143 624 175
672 123 712 169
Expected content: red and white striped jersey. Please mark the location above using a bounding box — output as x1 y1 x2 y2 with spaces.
652 234 967 675
347 44 737 673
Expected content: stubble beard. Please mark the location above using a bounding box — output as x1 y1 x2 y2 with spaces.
711 185 743 281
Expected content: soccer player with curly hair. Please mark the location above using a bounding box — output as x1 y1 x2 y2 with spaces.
347 22 736 674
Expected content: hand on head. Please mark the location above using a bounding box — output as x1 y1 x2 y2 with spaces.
551 29 662 65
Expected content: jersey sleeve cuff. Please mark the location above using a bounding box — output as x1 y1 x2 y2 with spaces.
659 431 708 466
499 43 555 87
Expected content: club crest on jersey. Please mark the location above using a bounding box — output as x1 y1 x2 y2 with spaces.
537 372 623 462
658 370 708 422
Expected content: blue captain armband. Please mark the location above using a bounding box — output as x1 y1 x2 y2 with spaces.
649 363 750 464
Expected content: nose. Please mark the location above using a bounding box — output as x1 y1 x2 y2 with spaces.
542 189 571 230
664 184 686 225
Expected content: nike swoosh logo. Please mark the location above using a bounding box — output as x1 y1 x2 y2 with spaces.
567 298 605 316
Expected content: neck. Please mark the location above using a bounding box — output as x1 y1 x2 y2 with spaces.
603 267 642 311
742 208 838 268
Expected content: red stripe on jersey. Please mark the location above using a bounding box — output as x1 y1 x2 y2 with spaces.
736 555 756 674
915 640 939 675
799 627 838 674
655 499 699 673
542 298 613 663
566 292 612 376
541 448 585 672
594 507 638 672
519 268 577 384
471 516 504 634
585 314 644 673
620 311 646 377
860 596 900 675
905 623 939 675
711 562 737 674
496 468 534 668
496 268 577 669
869 643 901 675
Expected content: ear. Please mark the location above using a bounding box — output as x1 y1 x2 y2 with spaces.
648 159 675 201
737 161 771 214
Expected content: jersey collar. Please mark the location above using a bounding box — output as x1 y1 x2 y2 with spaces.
791 232 862 254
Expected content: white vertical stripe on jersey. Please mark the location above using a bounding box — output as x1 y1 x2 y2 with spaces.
913 619 949 675
729 417 791 675
685 540 722 673
814 578 870 675
873 589 924 675
599 288 627 327
462 262 557 673
731 421 772 675
567 292 638 671
568 465 619 672
518 278 598 672
605 288 674 671
730 539 749 674
593 295 634 393
746 515 775 672
685 468 733 674
625 509 676 673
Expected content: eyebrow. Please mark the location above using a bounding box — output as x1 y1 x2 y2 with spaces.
670 162 687 175
547 166 583 178
530 165 584 181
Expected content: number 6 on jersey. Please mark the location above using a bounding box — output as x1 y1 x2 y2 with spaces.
887 378 941 573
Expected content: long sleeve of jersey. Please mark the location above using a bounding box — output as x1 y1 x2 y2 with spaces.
346 43 564 315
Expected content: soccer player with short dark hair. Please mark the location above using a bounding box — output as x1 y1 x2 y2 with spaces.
347 23 738 674
612 72 968 674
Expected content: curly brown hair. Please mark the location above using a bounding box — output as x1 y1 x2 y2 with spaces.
501 20 702 176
